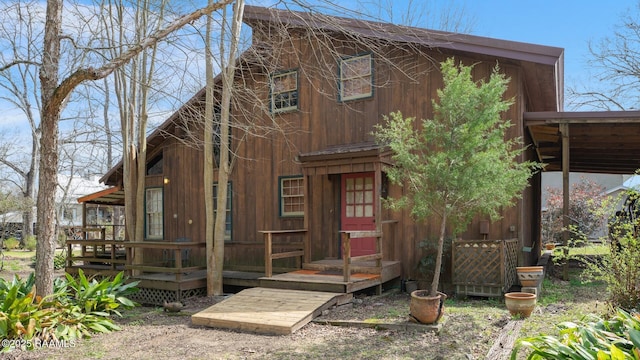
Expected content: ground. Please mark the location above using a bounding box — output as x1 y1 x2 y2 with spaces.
1 252 608 360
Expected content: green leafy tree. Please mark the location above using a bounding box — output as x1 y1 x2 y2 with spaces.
374 58 538 296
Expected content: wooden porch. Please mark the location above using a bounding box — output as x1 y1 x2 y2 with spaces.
64 228 401 305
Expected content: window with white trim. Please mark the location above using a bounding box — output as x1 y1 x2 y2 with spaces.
339 53 373 101
270 70 298 113
279 176 304 217
145 188 163 239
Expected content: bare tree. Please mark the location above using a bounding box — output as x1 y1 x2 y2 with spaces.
3 0 233 296
0 1 44 240
568 3 640 110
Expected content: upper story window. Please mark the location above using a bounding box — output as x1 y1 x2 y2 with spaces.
146 153 163 175
270 70 298 113
212 108 232 168
339 53 373 101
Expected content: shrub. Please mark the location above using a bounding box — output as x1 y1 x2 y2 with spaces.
22 236 36 251
582 219 640 311
0 270 139 352
54 252 66 270
511 309 640 359
3 237 19 250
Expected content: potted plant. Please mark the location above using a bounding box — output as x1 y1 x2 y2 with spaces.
374 58 538 324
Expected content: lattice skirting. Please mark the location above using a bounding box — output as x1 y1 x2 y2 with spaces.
130 287 207 305
452 239 518 297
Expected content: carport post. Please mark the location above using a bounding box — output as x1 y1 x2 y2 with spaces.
560 122 570 280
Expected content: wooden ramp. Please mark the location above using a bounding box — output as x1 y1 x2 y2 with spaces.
191 287 344 335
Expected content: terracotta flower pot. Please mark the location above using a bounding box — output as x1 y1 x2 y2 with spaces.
409 290 446 324
545 243 556 250
516 266 544 287
504 292 537 318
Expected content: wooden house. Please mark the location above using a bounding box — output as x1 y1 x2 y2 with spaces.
72 5 565 303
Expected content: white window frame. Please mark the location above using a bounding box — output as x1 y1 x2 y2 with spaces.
270 70 298 113
339 53 373 101
145 188 163 240
280 176 305 217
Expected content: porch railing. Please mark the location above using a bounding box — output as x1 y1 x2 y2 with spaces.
122 241 207 281
340 231 383 282
260 229 307 277
65 227 127 272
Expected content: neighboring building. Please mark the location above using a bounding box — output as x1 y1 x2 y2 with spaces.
0 175 109 239
57 174 110 228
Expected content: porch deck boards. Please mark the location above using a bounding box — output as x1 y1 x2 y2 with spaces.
67 260 401 295
191 287 341 335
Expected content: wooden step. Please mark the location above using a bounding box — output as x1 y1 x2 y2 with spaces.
303 260 382 274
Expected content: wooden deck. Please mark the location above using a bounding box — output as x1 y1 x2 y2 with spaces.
191 287 348 334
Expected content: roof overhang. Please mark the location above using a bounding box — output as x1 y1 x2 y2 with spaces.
298 142 393 176
525 111 640 174
77 186 125 206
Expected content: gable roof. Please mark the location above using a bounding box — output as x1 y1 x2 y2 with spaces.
101 5 563 186
243 5 564 112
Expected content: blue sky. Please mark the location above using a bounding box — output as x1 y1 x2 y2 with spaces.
461 0 636 87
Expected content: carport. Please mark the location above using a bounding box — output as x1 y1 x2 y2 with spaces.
525 110 640 275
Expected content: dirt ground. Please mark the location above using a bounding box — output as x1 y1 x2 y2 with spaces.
3 289 510 360
1 255 606 360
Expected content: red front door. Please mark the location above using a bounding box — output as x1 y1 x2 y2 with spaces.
341 172 376 257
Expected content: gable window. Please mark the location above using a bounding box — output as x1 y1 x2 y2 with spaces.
339 53 373 101
146 153 163 175
213 182 232 241
145 188 163 239
212 107 232 167
270 70 298 113
279 176 304 217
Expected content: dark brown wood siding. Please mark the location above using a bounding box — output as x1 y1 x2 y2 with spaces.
143 28 538 281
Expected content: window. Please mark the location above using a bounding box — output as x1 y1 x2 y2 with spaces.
212 107 232 168
146 153 163 175
213 182 232 241
339 53 373 101
145 188 163 239
279 176 304 217
270 70 298 113
63 207 77 222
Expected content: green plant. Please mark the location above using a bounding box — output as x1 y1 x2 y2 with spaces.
61 269 139 315
54 252 66 270
0 271 139 351
511 309 640 359
23 236 36 251
373 58 538 296
3 237 19 250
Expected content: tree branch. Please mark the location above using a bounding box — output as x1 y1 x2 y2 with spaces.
0 60 41 72
45 0 234 115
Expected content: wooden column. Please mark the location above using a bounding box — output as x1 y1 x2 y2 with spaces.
560 123 570 280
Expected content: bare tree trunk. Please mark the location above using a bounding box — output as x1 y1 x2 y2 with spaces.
210 0 245 296
204 0 216 296
35 0 63 297
103 78 113 169
430 211 447 297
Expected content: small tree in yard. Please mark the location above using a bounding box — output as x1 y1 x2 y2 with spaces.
542 177 607 246
374 58 538 297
